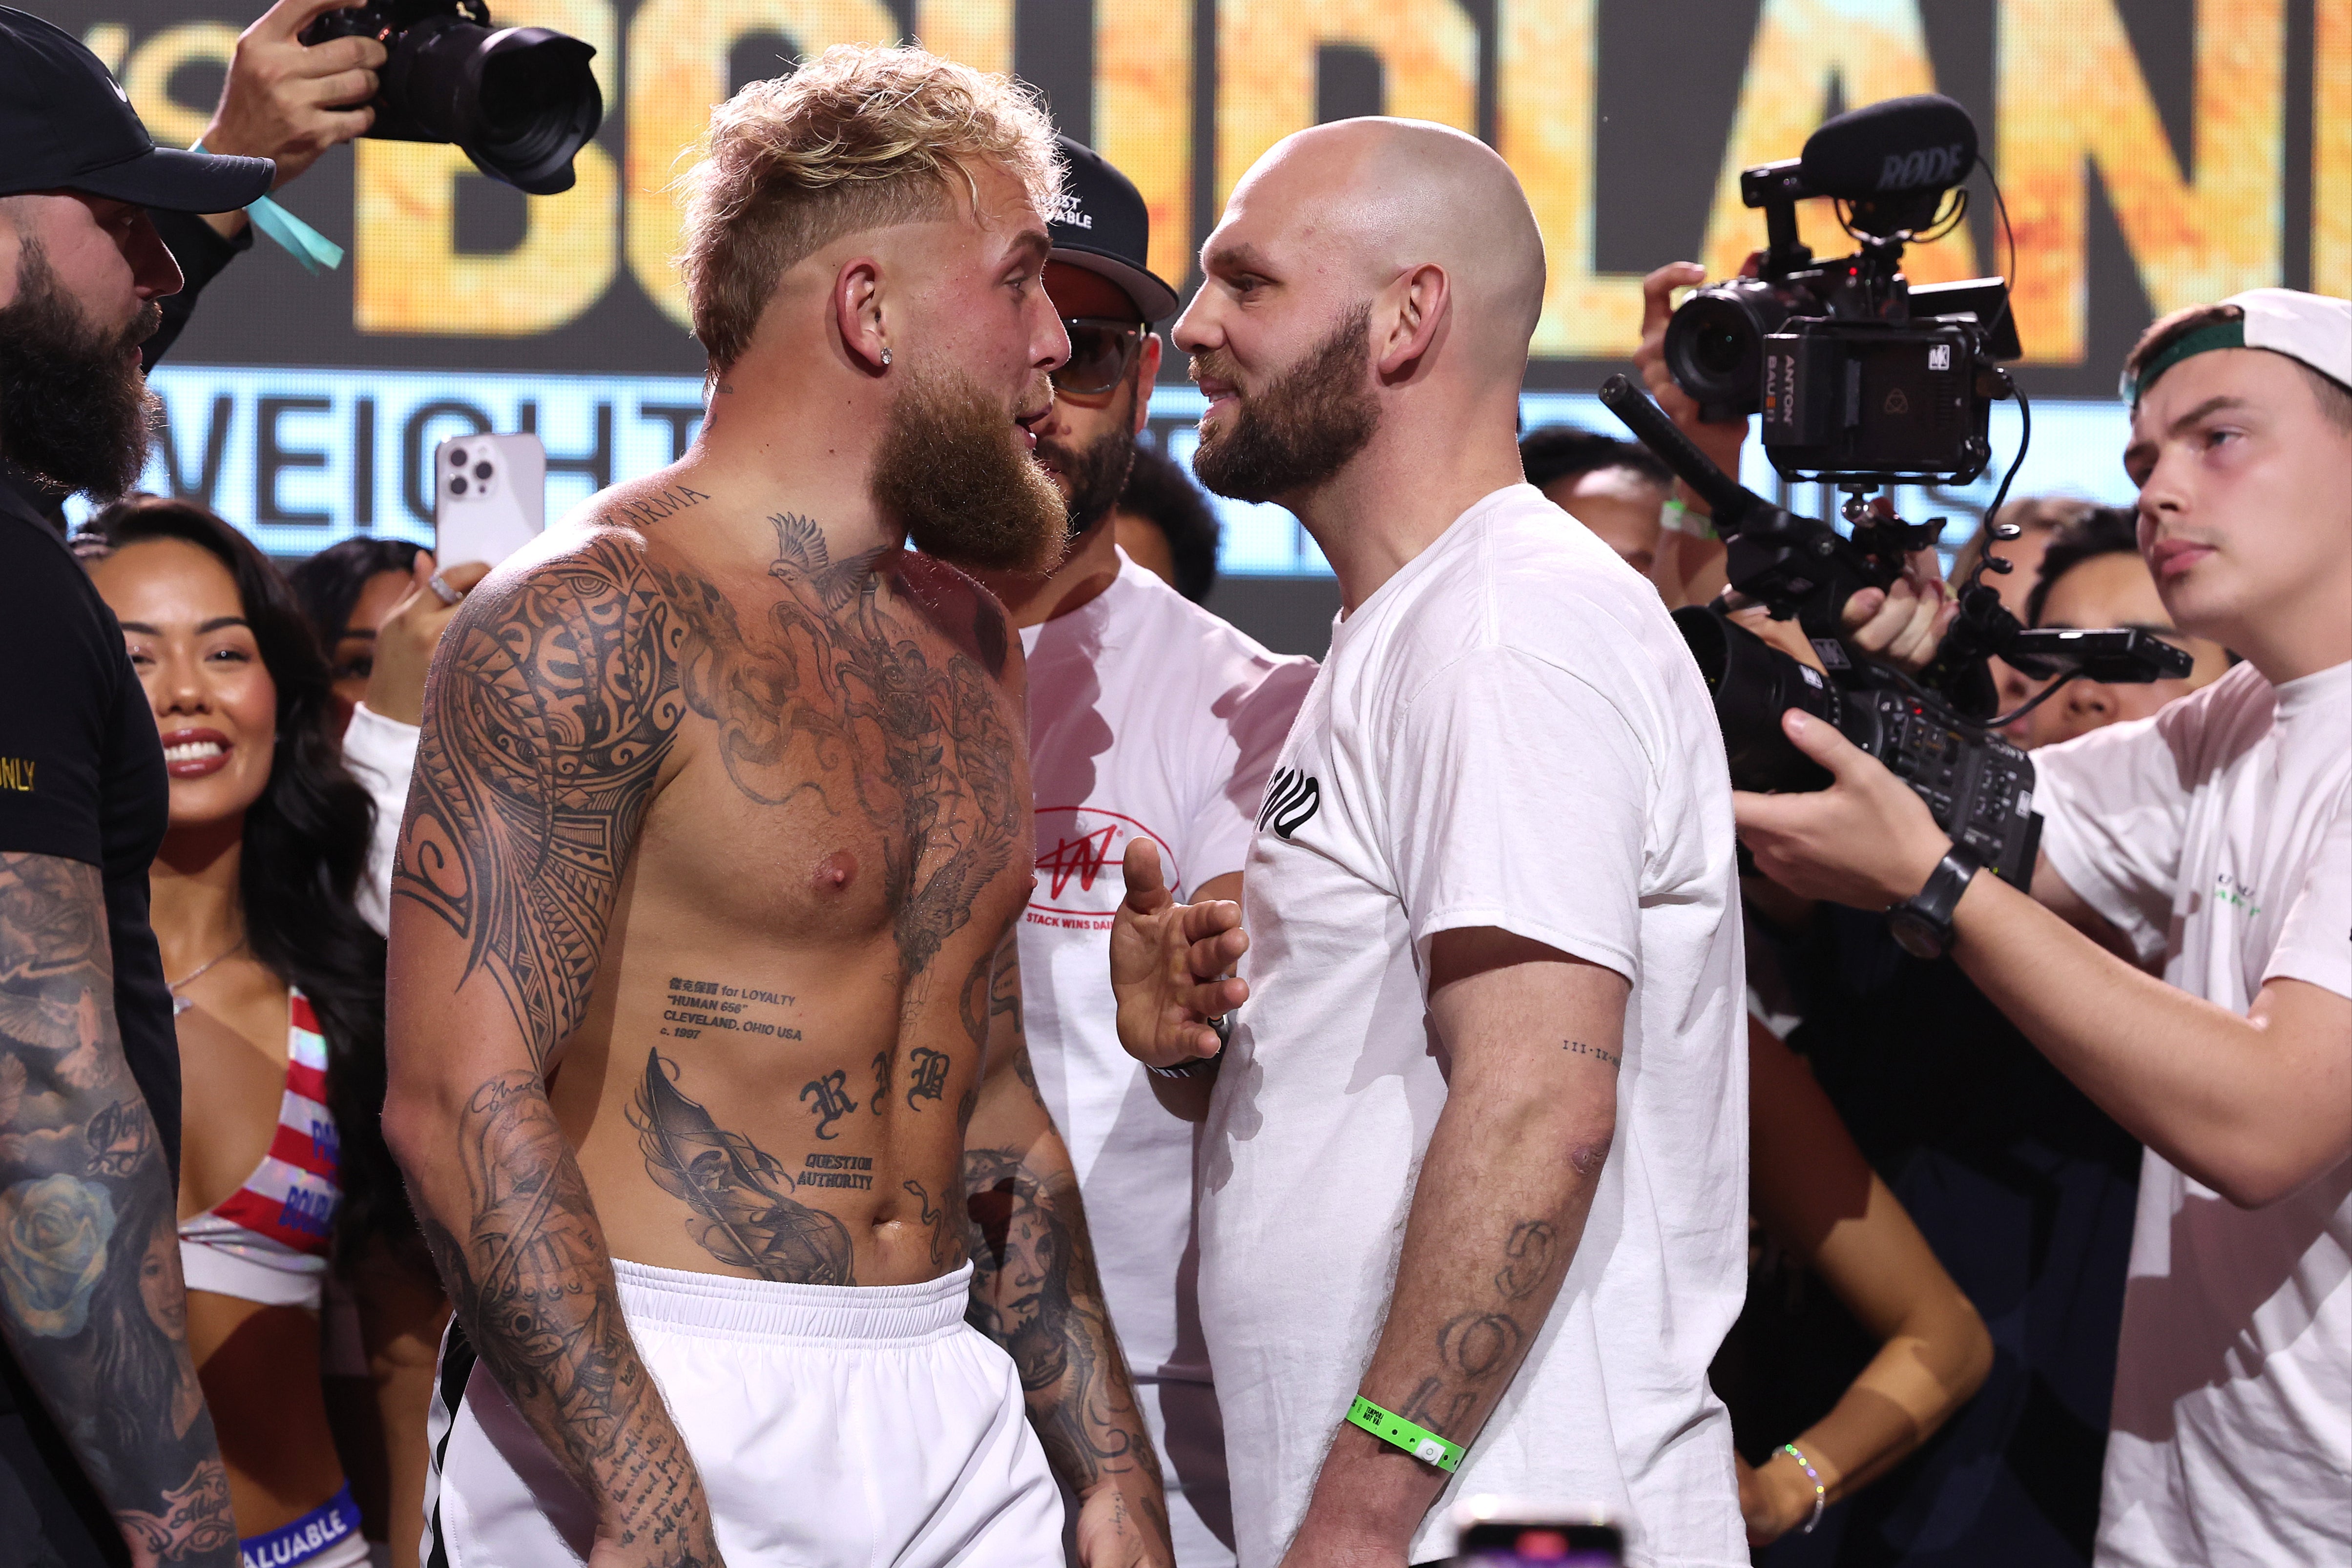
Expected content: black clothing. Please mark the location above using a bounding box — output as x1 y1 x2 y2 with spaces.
0 7 271 213
142 208 254 371
1725 906 2140 1568
0 462 174 1568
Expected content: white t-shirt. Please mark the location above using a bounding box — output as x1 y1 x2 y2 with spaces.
1198 486 1748 1568
2033 658 2352 1568
342 701 420 938
1020 553 1316 1559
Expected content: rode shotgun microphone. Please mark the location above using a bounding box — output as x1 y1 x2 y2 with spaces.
1798 93 1977 199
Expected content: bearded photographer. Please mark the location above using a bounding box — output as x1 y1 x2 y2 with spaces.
0 14 284 1563
1734 290 2352 1567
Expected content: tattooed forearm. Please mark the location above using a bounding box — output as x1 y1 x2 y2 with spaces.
416 1069 718 1562
963 1145 1160 1496
1562 1039 1620 1069
393 540 687 1067
0 854 234 1565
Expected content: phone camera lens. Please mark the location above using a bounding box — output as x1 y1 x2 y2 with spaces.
474 461 494 480
451 475 469 495
449 447 468 467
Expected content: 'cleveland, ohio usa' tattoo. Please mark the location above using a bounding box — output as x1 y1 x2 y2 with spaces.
1 853 234 1564
660 975 799 1043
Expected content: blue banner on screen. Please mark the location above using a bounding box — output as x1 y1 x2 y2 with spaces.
107 367 2140 573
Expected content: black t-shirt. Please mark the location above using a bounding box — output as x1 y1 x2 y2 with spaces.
0 473 176 1165
0 468 177 1558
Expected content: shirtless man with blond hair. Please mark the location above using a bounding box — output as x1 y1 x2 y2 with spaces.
385 45 1169 1568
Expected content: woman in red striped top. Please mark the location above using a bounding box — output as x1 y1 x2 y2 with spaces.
79 499 432 1568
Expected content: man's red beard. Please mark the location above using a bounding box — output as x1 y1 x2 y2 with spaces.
1190 302 1377 504
872 360 1067 574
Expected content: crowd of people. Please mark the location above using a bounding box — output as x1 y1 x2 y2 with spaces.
1 6 2346 1568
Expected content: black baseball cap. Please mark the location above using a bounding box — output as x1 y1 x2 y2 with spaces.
0 6 273 211
1048 135 1180 323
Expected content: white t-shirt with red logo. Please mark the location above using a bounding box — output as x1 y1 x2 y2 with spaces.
2031 658 2352 1568
1018 553 1315 1528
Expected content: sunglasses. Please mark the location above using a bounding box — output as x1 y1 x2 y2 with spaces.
1052 317 1148 397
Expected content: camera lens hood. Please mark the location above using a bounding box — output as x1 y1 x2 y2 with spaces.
378 13 603 194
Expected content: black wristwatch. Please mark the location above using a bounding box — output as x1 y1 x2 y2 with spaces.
1886 842 1983 960
1145 1012 1231 1080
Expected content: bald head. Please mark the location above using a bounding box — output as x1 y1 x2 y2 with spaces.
1218 118 1546 378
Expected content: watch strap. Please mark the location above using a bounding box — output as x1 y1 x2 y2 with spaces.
1890 842 1984 955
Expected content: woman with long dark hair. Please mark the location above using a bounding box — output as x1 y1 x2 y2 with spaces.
75 498 436 1568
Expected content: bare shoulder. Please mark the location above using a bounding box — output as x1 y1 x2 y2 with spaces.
893 551 1023 698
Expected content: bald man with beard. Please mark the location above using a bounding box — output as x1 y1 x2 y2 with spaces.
1109 121 1747 1567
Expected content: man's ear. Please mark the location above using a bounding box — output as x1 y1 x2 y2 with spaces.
833 257 889 373
1374 263 1449 384
1130 333 1163 435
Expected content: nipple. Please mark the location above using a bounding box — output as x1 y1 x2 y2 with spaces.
816 851 858 891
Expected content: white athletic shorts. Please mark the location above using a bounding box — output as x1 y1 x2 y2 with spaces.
421 1259 1062 1567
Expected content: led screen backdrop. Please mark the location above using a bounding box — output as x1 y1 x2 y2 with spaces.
37 0 2350 566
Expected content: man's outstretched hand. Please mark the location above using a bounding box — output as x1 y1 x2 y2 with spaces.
1111 839 1249 1070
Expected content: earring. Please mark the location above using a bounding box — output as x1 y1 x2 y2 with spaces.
880 348 893 367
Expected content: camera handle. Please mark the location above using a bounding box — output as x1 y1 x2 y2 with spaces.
1599 375 1903 638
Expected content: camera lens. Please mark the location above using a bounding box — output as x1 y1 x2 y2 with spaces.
450 447 468 466
1674 605 1842 793
1663 281 1794 419
474 461 493 480
452 475 469 496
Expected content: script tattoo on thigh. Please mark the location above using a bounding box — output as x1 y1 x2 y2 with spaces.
632 1051 854 1284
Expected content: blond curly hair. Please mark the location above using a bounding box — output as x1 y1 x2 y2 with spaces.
679 44 1062 371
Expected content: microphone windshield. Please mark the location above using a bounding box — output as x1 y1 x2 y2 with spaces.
1799 94 1978 200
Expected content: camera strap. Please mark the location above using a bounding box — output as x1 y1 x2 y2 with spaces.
1344 1394 1466 1472
191 143 346 275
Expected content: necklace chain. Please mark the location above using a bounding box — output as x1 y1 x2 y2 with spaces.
167 939 246 1014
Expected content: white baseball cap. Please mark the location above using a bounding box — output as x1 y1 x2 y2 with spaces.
2124 287 2352 405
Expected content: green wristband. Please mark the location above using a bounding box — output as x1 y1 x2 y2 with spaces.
1345 1395 1465 1472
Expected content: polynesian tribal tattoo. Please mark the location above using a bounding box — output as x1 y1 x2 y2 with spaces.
0 854 235 1564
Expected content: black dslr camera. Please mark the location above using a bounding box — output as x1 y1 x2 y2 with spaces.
302 0 603 194
1664 95 2020 485
1599 375 2192 893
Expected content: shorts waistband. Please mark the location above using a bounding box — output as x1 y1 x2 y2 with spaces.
239 1481 362 1567
611 1257 975 1343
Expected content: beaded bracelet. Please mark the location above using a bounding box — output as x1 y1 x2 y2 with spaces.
1780 1442 1826 1535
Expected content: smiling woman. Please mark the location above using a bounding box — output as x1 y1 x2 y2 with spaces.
70 498 441 1568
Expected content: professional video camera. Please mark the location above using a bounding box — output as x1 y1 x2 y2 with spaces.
1599 374 2191 891
302 0 603 194
1663 94 2020 486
